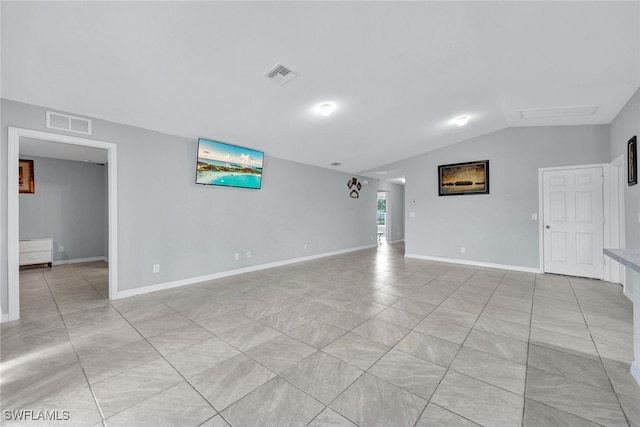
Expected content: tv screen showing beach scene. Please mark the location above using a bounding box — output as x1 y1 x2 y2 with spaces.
196 138 264 189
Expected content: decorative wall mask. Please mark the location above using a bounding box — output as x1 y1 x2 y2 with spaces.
347 177 362 198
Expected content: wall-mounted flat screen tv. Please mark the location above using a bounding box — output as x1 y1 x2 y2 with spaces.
196 138 264 189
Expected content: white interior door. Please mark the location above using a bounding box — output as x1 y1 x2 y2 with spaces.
543 167 604 279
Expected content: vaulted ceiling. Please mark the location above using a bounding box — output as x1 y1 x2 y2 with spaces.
2 1 639 181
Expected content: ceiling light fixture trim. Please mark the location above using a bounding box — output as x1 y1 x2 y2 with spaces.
319 103 335 117
455 115 469 126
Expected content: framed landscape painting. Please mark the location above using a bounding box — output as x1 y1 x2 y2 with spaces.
19 159 35 194
438 160 489 196
628 135 637 186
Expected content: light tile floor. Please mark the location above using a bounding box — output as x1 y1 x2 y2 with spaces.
2 244 639 426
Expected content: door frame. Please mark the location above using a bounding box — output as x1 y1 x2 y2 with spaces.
6 127 118 322
608 154 626 287
376 190 389 242
537 163 616 280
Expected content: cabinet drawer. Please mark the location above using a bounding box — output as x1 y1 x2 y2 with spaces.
19 239 53 253
19 251 52 266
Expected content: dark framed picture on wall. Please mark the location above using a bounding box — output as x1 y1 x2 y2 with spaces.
628 135 637 186
438 160 489 196
18 159 35 194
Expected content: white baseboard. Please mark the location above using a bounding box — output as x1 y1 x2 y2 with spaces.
631 361 640 386
404 253 543 274
114 244 377 300
1 314 9 323
52 256 108 266
623 287 633 301
388 238 405 244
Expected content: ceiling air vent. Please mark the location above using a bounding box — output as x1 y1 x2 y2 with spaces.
520 105 599 119
265 64 298 86
330 162 342 167
46 111 92 135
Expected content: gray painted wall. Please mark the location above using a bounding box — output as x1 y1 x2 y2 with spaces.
609 87 640 296
19 155 107 263
379 125 610 269
1 99 377 312
610 87 640 250
377 181 405 243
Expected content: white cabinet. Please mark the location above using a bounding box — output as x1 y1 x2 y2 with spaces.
19 238 53 268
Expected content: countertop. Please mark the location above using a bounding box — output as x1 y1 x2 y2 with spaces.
604 249 640 274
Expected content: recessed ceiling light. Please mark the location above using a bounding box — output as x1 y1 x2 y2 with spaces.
455 115 469 126
319 103 335 117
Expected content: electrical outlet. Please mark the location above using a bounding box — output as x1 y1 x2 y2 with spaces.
531 213 538 220
303 244 307 250
58 246 64 252
460 247 466 253
234 253 240 261
246 251 251 259
153 264 160 273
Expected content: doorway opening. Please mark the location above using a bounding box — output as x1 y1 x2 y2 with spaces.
377 191 388 244
6 127 118 322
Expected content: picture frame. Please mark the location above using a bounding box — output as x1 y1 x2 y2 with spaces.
438 160 489 196
196 138 264 190
628 135 637 186
18 159 35 194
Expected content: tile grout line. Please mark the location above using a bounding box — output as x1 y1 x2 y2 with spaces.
150 279 355 425
12 248 636 427
109 296 225 424
405 266 507 427
525 274 627 426
42 265 110 425
274 261 464 426
521 272 538 426
567 276 633 427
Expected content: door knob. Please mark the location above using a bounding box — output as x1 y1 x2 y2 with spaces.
545 225 551 229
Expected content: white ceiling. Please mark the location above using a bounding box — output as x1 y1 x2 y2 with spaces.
2 1 639 180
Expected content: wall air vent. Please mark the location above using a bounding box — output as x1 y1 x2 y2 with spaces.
520 105 599 119
46 111 92 135
265 64 298 86
330 162 342 167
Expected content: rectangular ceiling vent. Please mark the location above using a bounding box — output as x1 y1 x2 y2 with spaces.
46 111 92 135
265 64 298 86
520 105 599 119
